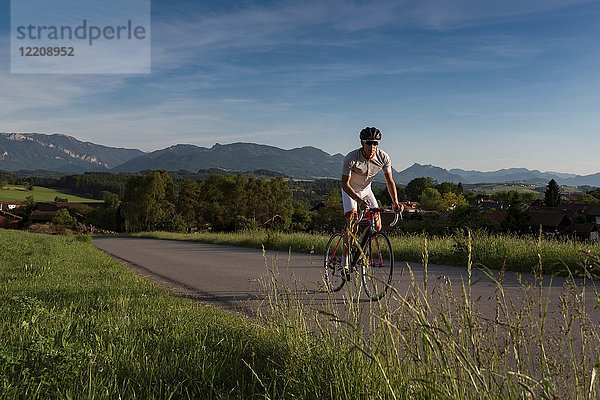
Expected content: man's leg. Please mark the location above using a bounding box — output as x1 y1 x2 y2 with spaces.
343 211 358 270
341 189 358 276
363 190 382 231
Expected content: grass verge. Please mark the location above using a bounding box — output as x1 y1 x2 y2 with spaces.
0 229 338 399
128 230 600 276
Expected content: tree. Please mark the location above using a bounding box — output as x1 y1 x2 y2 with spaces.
441 192 468 210
419 188 444 212
544 179 561 207
436 181 458 195
0 180 7 189
23 195 36 213
122 170 178 232
501 193 532 234
290 203 312 231
589 188 600 201
437 205 499 234
52 208 76 226
194 174 293 231
102 191 120 208
502 204 532 234
312 190 346 232
579 194 600 204
177 180 201 231
406 177 436 202
87 192 121 231
520 192 538 204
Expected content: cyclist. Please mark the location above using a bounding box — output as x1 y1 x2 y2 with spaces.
340 127 403 277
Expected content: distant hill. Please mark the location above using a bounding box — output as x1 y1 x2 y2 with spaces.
0 132 144 172
1 132 598 186
447 167 577 185
395 163 464 184
398 164 600 186
113 143 354 179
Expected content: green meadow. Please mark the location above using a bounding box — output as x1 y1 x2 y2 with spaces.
0 185 101 203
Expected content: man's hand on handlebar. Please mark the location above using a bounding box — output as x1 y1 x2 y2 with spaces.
358 197 370 211
392 202 404 214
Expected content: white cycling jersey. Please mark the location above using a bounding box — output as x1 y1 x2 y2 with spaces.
342 148 392 192
341 148 392 213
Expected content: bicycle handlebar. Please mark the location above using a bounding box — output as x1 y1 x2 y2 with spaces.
356 207 402 227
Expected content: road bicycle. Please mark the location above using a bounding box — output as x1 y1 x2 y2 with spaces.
324 207 400 301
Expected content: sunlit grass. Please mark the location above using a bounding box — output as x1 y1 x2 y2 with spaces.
0 185 101 202
0 229 319 398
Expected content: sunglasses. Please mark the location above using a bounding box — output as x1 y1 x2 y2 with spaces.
364 140 379 146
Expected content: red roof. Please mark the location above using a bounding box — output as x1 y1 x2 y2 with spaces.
29 210 57 222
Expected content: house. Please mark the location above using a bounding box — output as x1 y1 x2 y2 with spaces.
583 204 600 225
29 210 59 223
36 202 60 212
529 208 572 237
55 202 103 210
561 193 582 203
571 223 598 241
0 201 23 211
399 201 418 213
477 199 508 212
0 209 23 229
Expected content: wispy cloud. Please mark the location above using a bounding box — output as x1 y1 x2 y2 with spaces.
406 0 595 30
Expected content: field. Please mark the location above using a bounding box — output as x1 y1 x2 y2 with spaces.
465 182 585 196
0 185 101 202
2 229 600 398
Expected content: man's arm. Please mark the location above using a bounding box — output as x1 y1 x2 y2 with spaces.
383 171 403 213
341 174 369 210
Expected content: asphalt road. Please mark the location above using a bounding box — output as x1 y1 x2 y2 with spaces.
93 237 600 325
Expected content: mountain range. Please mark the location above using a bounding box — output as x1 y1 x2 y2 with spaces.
0 132 143 172
1 132 599 186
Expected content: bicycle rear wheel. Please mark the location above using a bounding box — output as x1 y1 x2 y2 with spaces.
360 232 394 300
324 232 346 292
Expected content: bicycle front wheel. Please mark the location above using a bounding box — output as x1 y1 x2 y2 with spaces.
324 232 346 292
361 232 394 300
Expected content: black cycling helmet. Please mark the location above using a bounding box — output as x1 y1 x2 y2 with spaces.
359 127 382 141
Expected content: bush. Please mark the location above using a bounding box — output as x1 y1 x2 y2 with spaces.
232 216 259 232
153 213 187 233
86 206 119 231
52 208 76 226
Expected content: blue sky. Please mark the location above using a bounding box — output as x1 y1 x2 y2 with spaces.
1 0 599 175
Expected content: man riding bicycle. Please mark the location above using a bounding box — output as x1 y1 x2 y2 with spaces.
341 127 403 276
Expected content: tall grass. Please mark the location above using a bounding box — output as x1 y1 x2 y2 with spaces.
257 235 600 399
130 230 600 275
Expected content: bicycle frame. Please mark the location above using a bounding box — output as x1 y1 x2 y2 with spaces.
324 207 399 299
333 208 398 271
